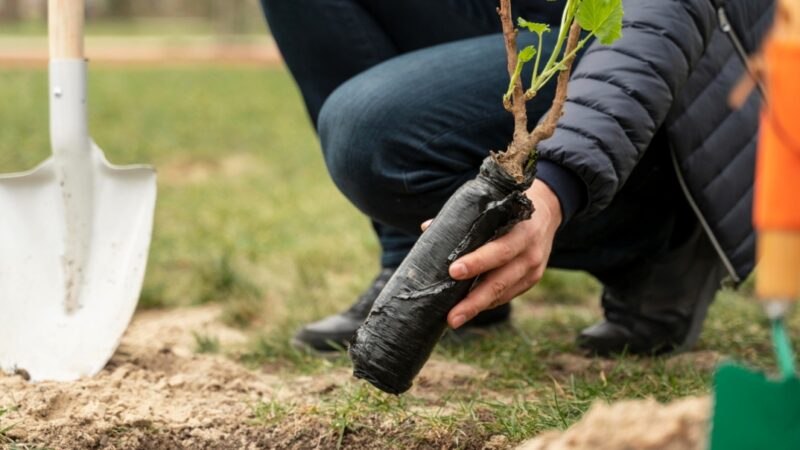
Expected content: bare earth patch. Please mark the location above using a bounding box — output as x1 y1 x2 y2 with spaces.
1 306 305 448
517 397 710 450
159 154 263 186
1 306 718 449
0 307 496 449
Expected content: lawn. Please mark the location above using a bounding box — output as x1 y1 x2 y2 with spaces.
0 65 795 449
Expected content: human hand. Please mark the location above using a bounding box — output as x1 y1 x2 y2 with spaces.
421 179 563 329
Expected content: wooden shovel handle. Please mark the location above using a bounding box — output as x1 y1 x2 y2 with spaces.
48 0 84 59
756 231 800 301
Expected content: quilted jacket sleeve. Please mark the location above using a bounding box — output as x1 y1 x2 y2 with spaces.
536 0 718 218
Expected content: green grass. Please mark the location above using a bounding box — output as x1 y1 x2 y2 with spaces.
0 406 15 442
242 287 796 448
1 66 797 448
251 398 293 425
0 406 48 450
193 332 221 354
0 65 378 322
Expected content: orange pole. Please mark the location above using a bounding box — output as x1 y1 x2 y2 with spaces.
754 1 800 303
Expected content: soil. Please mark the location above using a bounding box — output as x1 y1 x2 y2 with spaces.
516 397 710 450
159 154 263 185
0 306 494 449
1 306 714 450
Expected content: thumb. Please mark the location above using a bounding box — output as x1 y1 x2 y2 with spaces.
420 219 433 232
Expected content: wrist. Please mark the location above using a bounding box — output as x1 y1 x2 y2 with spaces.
534 160 585 225
527 179 563 232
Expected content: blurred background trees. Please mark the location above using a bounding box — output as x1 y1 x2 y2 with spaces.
0 0 264 34
0 0 22 22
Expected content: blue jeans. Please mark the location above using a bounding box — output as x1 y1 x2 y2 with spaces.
261 0 692 282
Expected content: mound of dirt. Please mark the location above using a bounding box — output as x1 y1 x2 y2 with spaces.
517 396 711 450
0 306 310 449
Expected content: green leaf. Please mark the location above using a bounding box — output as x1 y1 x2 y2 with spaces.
518 45 536 63
576 0 623 45
517 17 551 35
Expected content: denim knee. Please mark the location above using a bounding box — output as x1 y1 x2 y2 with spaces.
317 76 411 224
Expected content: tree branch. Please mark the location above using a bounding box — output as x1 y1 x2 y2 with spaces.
498 0 528 143
527 21 581 152
496 19 582 182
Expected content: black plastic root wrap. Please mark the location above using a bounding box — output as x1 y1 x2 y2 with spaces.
348 156 534 394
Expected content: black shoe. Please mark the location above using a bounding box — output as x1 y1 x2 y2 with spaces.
292 267 511 353
577 226 727 356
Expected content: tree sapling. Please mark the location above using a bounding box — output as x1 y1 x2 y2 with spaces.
348 0 624 395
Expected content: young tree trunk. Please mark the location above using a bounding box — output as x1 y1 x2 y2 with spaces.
217 0 248 35
107 0 134 18
0 0 22 22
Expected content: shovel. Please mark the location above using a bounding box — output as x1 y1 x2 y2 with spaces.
709 13 800 449
0 0 156 382
710 236 800 449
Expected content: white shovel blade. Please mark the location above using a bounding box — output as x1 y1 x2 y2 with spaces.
0 143 156 381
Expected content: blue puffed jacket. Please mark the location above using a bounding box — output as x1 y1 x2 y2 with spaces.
537 0 774 283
